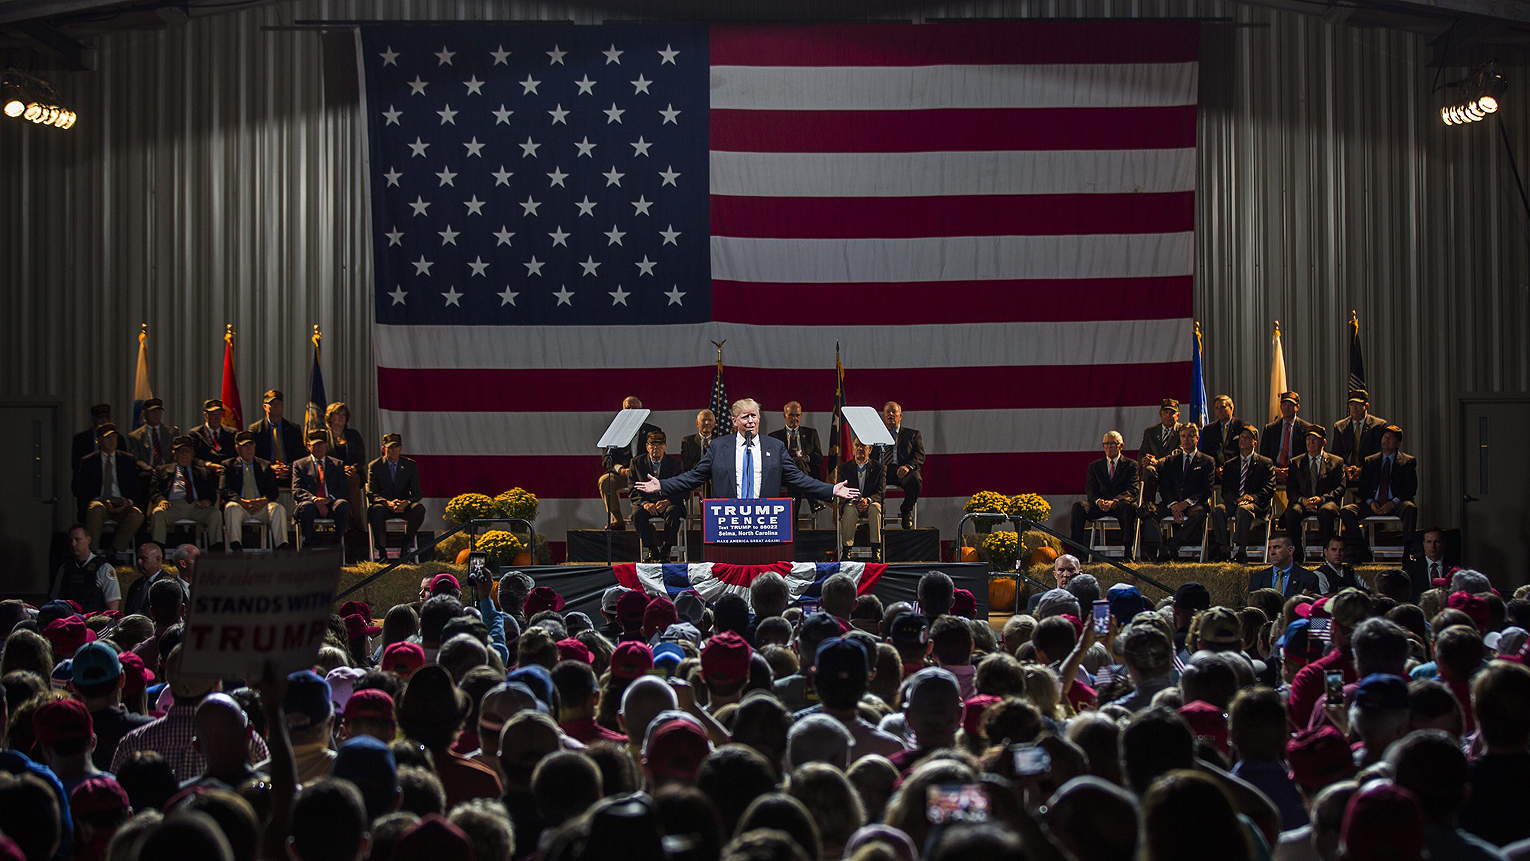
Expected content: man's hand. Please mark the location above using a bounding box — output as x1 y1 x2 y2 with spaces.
617 465 630 478
389 499 408 513
195 499 212 509
653 500 671 514
474 575 493 601
1239 494 1255 505
344 464 357 478
273 463 291 480
634 474 660 495
1274 467 1288 482
1306 496 1322 509
1346 465 1362 481
314 499 330 516
242 498 263 513
896 465 911 479
832 481 860 501
1098 499 1114 511
154 501 171 514
1142 454 1158 468
855 498 869 514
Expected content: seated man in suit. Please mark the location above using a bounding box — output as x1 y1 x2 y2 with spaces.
1137 398 1185 507
220 431 291 551
292 430 352 548
1313 536 1366 594
1249 534 1319 599
1199 395 1253 470
74 427 146 554
598 395 663 531
1402 527 1449 602
681 409 716 472
127 399 178 469
1211 426 1276 563
769 401 824 519
875 401 924 530
248 390 306 497
190 399 237 466
1142 423 1215 561
1070 431 1140 561
148 436 224 549
1283 426 1346 559
629 431 685 562
836 439 886 559
1331 389 1388 480
1340 425 1418 562
72 403 113 474
1261 391 1313 486
366 433 426 559
636 398 857 506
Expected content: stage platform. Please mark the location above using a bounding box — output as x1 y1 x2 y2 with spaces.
564 527 941 564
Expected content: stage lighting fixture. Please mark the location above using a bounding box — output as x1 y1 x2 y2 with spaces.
1442 61 1507 127
1 69 75 130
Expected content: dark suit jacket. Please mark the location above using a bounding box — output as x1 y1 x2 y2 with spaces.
1402 558 1450 603
73 451 145 509
1155 449 1216 505
835 459 886 504
680 433 710 472
219 457 280 503
1084 457 1140 506
769 426 823 479
1220 453 1277 511
629 454 686 504
327 427 367 469
1137 423 1187 462
72 427 101 473
1331 414 1389 466
660 434 835 501
366 456 423 505
292 455 350 505
149 462 220 507
874 427 925 472
1354 452 1417 504
1260 418 1314 465
1287 452 1347 506
1249 565 1321 599
127 423 179 466
602 422 663 474
190 423 237 464
247 417 307 475
1200 418 1254 465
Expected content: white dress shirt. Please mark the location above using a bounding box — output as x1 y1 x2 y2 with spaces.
733 433 764 499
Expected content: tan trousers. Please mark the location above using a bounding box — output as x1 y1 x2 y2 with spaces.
223 501 291 548
85 501 145 551
598 472 631 522
839 501 883 547
151 499 225 545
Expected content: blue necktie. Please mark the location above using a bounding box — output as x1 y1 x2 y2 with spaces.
742 443 754 499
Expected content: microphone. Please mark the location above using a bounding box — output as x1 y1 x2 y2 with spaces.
743 430 754 444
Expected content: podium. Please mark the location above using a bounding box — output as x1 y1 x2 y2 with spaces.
702 498 794 564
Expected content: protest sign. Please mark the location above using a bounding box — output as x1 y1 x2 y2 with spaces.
181 549 342 679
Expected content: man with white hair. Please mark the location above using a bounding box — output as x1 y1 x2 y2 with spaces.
1071 431 1141 561
1028 554 1084 615
638 398 858 504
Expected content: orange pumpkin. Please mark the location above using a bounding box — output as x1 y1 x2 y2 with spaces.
455 548 472 564
958 546 980 563
512 552 533 566
989 578 1017 609
1029 544 1059 567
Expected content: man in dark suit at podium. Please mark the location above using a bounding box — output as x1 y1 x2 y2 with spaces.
1070 431 1140 560
769 401 824 519
629 431 686 562
636 398 857 506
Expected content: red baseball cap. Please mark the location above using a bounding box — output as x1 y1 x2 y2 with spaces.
1179 700 1229 752
1286 725 1359 790
951 589 977 619
962 694 1002 738
382 642 426 678
700 631 752 685
69 776 130 818
617 590 651 625
524 586 566 618
643 597 679 640
427 574 459 595
342 689 397 723
557 638 594 665
1341 782 1426 861
42 616 95 656
645 718 710 781
33 697 92 748
117 650 154 698
344 614 382 641
338 601 372 619
610 642 654 680
1447 592 1490 630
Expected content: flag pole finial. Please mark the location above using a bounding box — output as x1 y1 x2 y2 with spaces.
139 322 148 343
709 339 726 366
225 323 234 343
1273 320 1281 337
313 324 322 348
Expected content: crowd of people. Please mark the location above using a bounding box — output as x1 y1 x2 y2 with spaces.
9 540 1530 861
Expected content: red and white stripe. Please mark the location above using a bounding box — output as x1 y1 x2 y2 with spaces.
376 21 1198 558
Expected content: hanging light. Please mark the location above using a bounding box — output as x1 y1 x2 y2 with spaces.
1 69 76 130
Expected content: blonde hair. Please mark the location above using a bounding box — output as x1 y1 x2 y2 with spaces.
1019 662 1065 720
730 398 760 419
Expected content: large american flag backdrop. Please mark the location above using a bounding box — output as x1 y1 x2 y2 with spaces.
360 22 1199 559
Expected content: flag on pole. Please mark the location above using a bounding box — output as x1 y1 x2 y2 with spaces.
1268 321 1289 421
829 342 850 466
1188 321 1209 427
132 323 154 430
707 340 729 439
221 325 244 430
1348 310 1366 394
307 325 328 437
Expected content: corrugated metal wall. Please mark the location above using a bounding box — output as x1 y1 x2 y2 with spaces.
2 0 1526 530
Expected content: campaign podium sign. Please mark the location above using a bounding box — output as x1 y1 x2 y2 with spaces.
702 498 795 544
